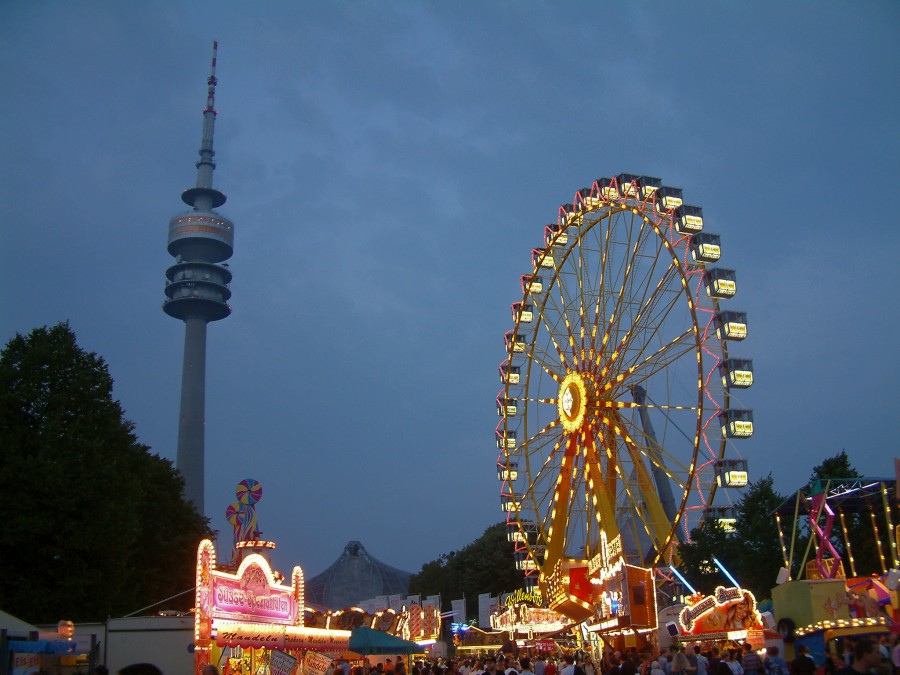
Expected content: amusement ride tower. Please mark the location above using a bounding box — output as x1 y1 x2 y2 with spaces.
163 42 233 515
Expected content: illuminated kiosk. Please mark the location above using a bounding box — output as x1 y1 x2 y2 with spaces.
677 586 764 646
489 588 571 648
585 533 658 652
194 539 350 673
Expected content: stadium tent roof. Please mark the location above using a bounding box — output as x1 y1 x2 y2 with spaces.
305 541 412 610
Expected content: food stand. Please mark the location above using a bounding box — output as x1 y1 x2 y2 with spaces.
194 538 350 674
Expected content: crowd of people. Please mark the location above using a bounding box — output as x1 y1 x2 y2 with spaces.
327 634 899 675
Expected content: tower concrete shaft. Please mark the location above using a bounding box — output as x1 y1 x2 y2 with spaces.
163 41 233 515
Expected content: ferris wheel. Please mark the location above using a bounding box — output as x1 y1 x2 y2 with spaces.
496 174 753 613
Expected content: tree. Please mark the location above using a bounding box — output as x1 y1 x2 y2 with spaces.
729 474 786 598
677 474 785 600
408 522 523 623
677 518 737 596
0 323 213 623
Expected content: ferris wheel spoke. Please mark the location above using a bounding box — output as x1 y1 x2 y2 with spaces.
593 214 662 374
597 267 685 379
582 426 621 545
541 433 580 572
606 411 680 555
606 326 697 389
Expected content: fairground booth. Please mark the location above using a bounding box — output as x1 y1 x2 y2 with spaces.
674 586 766 649
194 538 351 674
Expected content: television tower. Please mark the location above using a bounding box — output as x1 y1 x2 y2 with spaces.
163 41 233 515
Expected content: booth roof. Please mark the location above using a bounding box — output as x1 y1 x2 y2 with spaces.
0 610 40 639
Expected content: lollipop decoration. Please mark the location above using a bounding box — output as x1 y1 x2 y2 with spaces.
226 478 263 563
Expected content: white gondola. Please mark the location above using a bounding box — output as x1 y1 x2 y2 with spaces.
705 267 737 298
715 311 747 341
532 247 555 269
617 172 640 196
500 494 520 512
559 202 581 225
496 428 517 449
504 330 526 354
512 301 533 323
497 396 518 417
655 185 684 213
719 409 754 438
719 358 753 388
705 505 738 532
594 177 618 202
497 461 518 481
515 553 538 571
639 175 662 198
715 459 749 487
544 223 568 247
674 205 704 234
499 360 521 384
521 274 543 295
575 187 592 211
690 232 722 263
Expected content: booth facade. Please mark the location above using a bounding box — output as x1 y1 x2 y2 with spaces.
194 539 350 674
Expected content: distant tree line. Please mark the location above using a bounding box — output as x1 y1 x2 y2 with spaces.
410 451 893 614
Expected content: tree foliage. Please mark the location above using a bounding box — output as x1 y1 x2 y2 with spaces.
0 323 213 623
408 522 523 624
678 474 785 601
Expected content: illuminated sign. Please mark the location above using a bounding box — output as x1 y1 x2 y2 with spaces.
502 588 543 608
678 586 762 635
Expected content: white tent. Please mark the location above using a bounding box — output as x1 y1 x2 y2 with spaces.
0 609 40 639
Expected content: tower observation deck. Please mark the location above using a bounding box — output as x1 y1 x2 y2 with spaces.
163 41 233 515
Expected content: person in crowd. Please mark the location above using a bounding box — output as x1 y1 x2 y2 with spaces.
672 649 690 675
723 650 742 675
651 662 665 675
561 656 576 675
504 658 519 675
119 666 162 675
396 661 408 675
740 645 763 675
791 645 815 675
763 647 787 675
484 656 500 675
583 656 597 675
472 661 485 675
620 654 637 675
520 658 535 675
691 646 708 675
837 638 883 675
544 656 557 675
663 651 675 675
534 656 546 675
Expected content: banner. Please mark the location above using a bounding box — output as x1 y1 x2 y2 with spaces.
272 650 299 675
451 598 466 624
301 650 333 675
479 593 498 630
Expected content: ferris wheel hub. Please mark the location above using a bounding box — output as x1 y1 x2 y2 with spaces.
558 371 594 433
